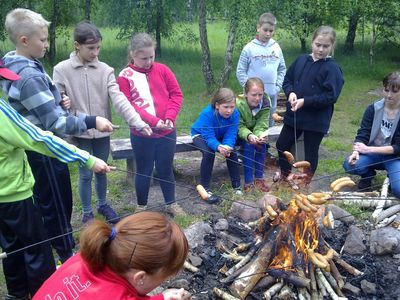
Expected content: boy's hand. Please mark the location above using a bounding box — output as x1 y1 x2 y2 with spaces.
348 151 359 165
163 288 191 300
95 117 114 132
91 158 116 173
60 93 71 110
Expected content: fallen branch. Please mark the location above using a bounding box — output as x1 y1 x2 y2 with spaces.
376 204 400 223
263 281 284 300
213 287 240 300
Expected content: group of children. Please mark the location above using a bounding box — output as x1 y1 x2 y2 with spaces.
0 6 399 300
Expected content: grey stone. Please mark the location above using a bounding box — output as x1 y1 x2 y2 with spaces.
327 204 355 225
214 218 229 231
370 227 400 255
184 221 214 249
343 225 366 255
360 279 376 295
188 253 203 267
229 201 262 222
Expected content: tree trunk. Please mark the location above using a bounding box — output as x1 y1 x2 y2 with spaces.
48 0 61 64
370 20 377 65
155 0 162 58
85 0 91 20
145 0 153 33
300 38 306 52
198 0 215 91
344 13 360 54
187 0 193 22
219 0 240 87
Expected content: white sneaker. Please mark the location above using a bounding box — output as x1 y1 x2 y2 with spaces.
135 204 147 212
234 188 243 195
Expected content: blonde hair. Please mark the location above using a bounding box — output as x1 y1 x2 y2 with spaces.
211 88 236 108
258 13 277 27
129 33 156 56
312 26 337 51
80 211 188 278
244 77 264 94
5 8 50 45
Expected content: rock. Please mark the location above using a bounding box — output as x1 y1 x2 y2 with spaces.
188 253 203 267
343 282 361 296
229 201 261 222
170 278 190 290
370 227 400 255
214 218 229 231
360 279 376 295
184 221 214 249
257 194 280 210
327 204 355 225
343 225 366 255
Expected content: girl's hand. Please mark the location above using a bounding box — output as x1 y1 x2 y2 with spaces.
165 119 174 129
91 158 116 173
60 93 71 110
156 119 166 129
218 145 232 157
348 151 359 165
163 288 191 300
291 98 304 112
139 125 153 136
288 92 297 104
247 134 258 145
95 117 114 132
353 142 369 154
258 135 268 144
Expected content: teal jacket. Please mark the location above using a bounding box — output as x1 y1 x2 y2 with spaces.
0 98 95 203
236 95 270 141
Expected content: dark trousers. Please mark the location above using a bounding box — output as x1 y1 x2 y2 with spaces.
276 124 325 176
130 131 176 205
26 151 75 260
192 136 241 190
0 197 55 297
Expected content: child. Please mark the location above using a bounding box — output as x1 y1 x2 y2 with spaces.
236 12 286 129
275 26 344 188
0 59 112 299
117 33 185 216
33 211 190 300
191 88 242 203
343 71 400 196
2 8 114 263
236 78 270 193
53 21 151 224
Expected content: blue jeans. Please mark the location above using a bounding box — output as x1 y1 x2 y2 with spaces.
192 136 241 190
130 131 176 205
343 153 400 197
76 137 110 214
239 139 266 184
269 93 278 128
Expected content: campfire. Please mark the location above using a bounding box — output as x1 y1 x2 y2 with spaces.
211 179 365 300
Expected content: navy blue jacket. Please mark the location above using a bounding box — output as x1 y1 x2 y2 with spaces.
282 54 344 133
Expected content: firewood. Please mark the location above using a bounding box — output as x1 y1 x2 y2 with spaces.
309 265 319 300
330 197 399 208
329 260 345 289
221 251 244 262
314 270 328 298
213 287 240 300
225 244 259 276
315 268 348 300
183 261 199 273
263 281 285 300
376 204 400 223
277 284 296 300
376 214 397 228
324 242 364 276
268 269 311 288
252 275 276 292
322 269 344 296
298 287 311 300
372 177 390 220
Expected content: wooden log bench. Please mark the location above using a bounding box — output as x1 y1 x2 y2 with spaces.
110 126 285 182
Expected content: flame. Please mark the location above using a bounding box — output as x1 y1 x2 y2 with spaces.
268 199 320 270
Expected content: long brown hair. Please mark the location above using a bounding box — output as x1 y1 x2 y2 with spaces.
80 211 188 278
211 87 236 109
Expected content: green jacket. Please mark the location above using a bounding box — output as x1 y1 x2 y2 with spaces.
0 98 95 203
236 95 270 141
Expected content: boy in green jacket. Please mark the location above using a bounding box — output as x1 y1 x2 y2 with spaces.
0 59 112 299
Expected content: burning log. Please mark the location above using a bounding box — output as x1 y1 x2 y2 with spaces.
224 243 260 277
213 287 240 300
252 275 276 292
329 260 345 289
263 281 285 300
267 269 311 288
324 242 364 276
277 284 297 300
309 265 319 300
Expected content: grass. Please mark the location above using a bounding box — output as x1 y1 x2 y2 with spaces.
0 22 399 294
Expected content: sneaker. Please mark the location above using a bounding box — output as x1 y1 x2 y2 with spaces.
358 178 372 192
166 202 187 216
254 179 270 192
234 187 243 195
205 190 220 204
135 204 147 212
244 183 255 193
82 212 94 224
98 204 120 224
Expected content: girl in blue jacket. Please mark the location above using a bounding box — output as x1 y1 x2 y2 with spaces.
191 88 241 203
275 26 344 187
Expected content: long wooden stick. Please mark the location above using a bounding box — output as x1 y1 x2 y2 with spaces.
263 281 284 300
316 268 339 300
329 260 345 289
213 287 240 300
376 204 400 223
